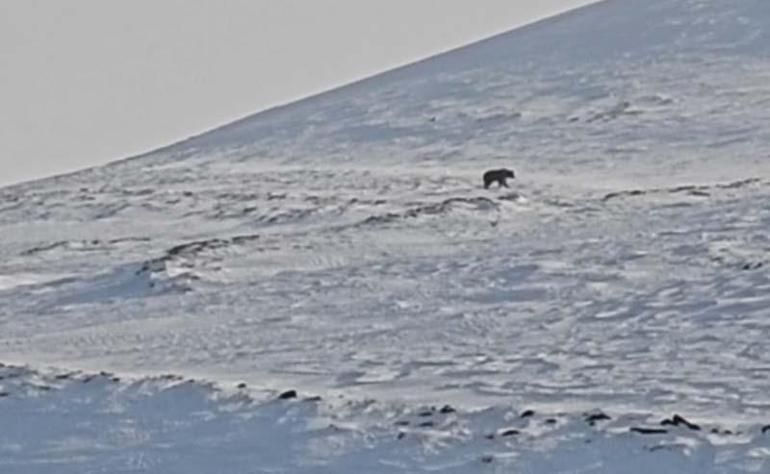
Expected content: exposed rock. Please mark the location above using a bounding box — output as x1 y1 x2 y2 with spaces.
630 427 668 435
585 411 612 424
661 414 700 431
278 390 297 400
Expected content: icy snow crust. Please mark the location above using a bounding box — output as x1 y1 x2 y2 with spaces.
2 0 770 470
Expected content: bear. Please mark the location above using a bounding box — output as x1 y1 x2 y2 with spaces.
483 168 515 189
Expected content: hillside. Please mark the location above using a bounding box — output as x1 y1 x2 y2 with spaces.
1 0 770 471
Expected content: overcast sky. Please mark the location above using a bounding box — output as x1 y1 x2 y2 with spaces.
0 0 596 186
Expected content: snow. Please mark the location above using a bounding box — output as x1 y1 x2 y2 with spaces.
1 363 768 473
2 0 770 471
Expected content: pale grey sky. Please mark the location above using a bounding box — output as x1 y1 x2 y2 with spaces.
0 0 596 186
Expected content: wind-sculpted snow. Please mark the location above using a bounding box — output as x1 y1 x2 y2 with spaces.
2 0 770 470
2 170 768 419
1 363 769 473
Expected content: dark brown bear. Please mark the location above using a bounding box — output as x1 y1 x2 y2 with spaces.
483 169 515 189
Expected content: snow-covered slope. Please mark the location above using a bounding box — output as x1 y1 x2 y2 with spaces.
105 0 770 184
2 0 770 471
2 363 768 473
